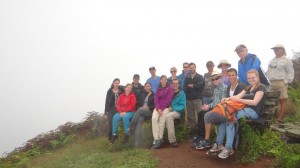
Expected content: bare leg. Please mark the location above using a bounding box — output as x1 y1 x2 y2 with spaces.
204 123 212 140
277 98 287 122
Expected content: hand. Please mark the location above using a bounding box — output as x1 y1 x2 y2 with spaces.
169 107 172 112
221 98 227 103
187 84 193 88
200 104 209 111
158 109 163 117
120 112 126 117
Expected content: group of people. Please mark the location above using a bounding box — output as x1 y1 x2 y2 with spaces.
104 44 295 159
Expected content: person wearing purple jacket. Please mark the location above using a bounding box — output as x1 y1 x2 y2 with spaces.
151 75 174 150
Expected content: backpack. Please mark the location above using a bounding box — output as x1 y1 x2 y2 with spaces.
250 55 271 86
211 100 246 121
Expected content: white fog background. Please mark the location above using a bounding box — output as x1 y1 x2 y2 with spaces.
1 0 299 155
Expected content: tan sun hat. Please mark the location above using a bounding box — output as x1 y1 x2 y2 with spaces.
210 71 221 79
271 44 285 50
217 59 231 68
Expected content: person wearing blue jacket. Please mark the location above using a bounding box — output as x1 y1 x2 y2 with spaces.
235 44 261 85
165 79 186 147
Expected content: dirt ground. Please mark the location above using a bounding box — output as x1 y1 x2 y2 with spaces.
152 139 274 168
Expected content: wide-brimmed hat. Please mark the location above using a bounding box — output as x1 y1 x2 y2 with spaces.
217 59 231 68
210 71 221 79
271 44 285 50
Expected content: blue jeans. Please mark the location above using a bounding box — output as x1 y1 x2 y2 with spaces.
112 112 134 135
217 122 235 149
237 108 258 120
217 107 258 149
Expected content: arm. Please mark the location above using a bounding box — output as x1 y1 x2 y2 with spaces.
230 91 264 106
193 74 204 89
250 55 261 70
116 94 122 112
126 94 137 112
160 86 174 110
285 59 295 84
154 92 161 110
173 92 186 112
229 89 246 100
104 89 111 114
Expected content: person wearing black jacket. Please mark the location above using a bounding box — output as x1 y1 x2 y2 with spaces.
129 82 155 147
132 74 144 109
183 63 204 135
104 78 124 141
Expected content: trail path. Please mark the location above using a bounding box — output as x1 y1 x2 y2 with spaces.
152 139 274 168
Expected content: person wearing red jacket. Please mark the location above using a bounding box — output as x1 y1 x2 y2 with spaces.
110 83 136 144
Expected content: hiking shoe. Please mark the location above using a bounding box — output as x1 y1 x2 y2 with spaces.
170 142 179 148
151 139 164 150
123 134 129 143
195 139 211 150
208 143 225 153
110 135 117 144
218 148 234 159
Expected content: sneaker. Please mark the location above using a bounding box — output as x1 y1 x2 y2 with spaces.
170 142 179 148
110 135 117 144
218 148 234 159
209 143 225 153
151 139 164 150
123 134 129 143
195 139 211 150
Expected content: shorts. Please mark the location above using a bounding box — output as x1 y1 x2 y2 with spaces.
269 80 288 99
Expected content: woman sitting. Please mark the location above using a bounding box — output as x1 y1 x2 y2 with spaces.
110 83 136 144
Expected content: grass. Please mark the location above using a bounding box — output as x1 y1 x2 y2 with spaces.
26 137 158 168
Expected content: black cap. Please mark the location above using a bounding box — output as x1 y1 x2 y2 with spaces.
149 66 156 70
133 74 140 79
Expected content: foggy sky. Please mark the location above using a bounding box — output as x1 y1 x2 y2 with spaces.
0 0 299 155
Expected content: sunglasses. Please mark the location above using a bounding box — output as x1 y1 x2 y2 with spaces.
212 77 220 81
183 66 188 68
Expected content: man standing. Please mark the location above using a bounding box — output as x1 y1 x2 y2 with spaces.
266 44 294 123
184 63 204 135
147 66 160 93
178 62 190 89
132 74 144 109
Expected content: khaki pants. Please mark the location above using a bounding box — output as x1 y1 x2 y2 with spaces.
186 99 202 131
166 112 180 143
152 108 169 140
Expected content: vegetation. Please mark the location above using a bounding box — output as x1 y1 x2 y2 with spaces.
0 112 158 168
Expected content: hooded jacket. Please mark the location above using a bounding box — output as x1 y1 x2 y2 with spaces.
154 84 174 111
104 86 124 114
171 91 186 116
116 92 136 113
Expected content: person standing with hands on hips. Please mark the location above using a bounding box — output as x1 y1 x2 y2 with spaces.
266 44 294 124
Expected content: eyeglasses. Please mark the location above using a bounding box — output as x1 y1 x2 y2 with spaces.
212 77 220 81
170 71 176 73
183 66 188 68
